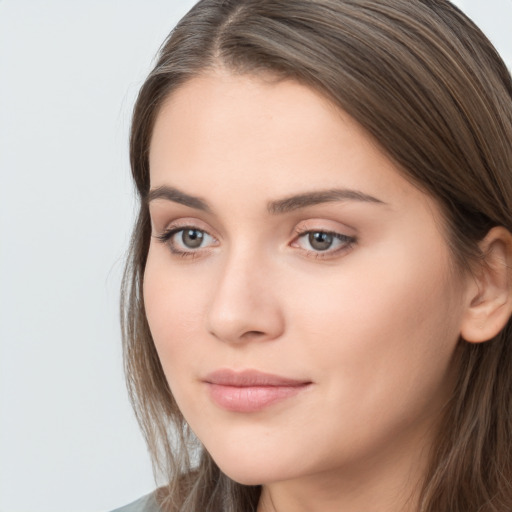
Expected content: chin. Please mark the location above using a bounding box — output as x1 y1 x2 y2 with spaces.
207 448 304 487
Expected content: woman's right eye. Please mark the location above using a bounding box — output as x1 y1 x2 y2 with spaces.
156 227 217 256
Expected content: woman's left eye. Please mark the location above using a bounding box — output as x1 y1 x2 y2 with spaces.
293 230 356 255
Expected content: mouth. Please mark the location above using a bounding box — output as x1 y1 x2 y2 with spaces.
203 369 312 412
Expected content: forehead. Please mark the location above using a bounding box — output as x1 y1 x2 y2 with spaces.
150 71 348 163
153 74 386 182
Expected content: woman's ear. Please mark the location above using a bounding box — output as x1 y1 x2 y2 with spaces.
460 226 512 343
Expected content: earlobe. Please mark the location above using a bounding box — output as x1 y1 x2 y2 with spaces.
460 227 512 344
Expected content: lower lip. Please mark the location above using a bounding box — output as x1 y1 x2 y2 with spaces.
207 383 310 412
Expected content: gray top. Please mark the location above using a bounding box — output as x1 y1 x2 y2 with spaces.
110 491 161 512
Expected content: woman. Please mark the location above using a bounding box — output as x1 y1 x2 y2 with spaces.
117 0 512 511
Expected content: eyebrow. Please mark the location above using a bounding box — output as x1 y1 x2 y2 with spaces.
267 188 385 214
146 186 211 212
146 185 385 214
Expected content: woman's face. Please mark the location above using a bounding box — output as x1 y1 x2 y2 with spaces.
144 72 471 488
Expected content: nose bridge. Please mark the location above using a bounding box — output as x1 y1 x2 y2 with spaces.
206 243 284 344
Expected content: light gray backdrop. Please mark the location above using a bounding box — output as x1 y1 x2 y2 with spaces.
0 1 511 511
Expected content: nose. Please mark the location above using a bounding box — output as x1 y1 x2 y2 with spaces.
206 249 285 344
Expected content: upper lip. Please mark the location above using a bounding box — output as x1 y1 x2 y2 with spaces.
203 369 311 387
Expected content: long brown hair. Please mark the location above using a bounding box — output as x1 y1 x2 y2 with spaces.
121 1 512 510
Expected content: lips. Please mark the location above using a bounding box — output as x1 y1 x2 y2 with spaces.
203 369 312 412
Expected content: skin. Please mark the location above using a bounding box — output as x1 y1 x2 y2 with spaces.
144 71 475 512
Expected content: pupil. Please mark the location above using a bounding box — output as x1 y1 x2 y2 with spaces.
182 229 204 248
309 232 333 251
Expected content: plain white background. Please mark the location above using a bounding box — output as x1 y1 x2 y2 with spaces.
0 1 510 511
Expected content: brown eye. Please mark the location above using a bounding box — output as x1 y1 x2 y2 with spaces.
181 228 205 248
308 232 334 251
294 229 356 257
156 226 216 255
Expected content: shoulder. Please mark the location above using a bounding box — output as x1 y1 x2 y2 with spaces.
110 491 161 512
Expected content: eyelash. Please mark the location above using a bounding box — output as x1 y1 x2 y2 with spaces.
155 225 356 260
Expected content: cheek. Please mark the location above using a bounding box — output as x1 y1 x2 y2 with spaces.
143 250 209 374
284 238 463 415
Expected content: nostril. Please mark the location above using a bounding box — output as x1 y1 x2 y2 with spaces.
241 330 266 340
